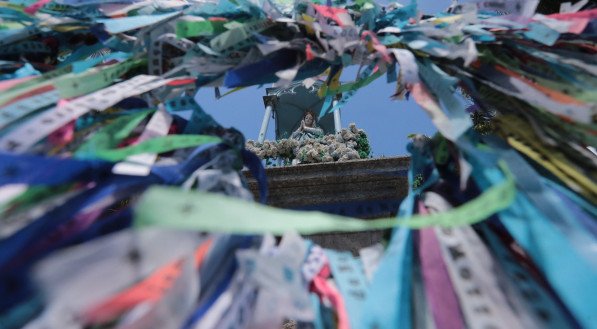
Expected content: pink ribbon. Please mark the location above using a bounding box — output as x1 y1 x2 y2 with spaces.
24 0 52 14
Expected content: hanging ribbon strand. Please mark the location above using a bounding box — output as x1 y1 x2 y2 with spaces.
0 0 595 328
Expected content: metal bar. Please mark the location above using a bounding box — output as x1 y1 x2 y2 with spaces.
258 104 273 143
333 99 342 133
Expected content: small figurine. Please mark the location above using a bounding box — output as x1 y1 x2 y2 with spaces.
290 110 323 141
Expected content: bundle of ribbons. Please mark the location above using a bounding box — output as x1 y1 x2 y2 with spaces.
0 0 596 328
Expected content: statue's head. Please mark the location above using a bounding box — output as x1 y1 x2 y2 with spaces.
304 110 316 127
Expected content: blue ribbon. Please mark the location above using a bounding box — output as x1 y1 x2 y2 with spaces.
359 138 438 329
0 153 112 186
459 134 597 329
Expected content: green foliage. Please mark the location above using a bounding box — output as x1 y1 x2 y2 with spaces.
471 111 495 135
355 131 371 159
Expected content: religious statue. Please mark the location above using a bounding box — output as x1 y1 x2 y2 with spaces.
290 110 323 141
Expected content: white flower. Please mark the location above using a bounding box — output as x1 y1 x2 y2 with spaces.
245 123 369 164
349 123 359 134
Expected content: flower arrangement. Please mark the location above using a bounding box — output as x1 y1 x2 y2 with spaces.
246 123 371 165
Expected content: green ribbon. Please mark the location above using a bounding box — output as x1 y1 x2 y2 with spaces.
176 20 226 38
75 110 155 158
54 58 144 99
134 170 515 234
77 135 221 162
0 58 144 107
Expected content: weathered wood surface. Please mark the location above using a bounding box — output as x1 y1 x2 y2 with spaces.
243 157 410 253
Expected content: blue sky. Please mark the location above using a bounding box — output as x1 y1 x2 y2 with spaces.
195 1 451 156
